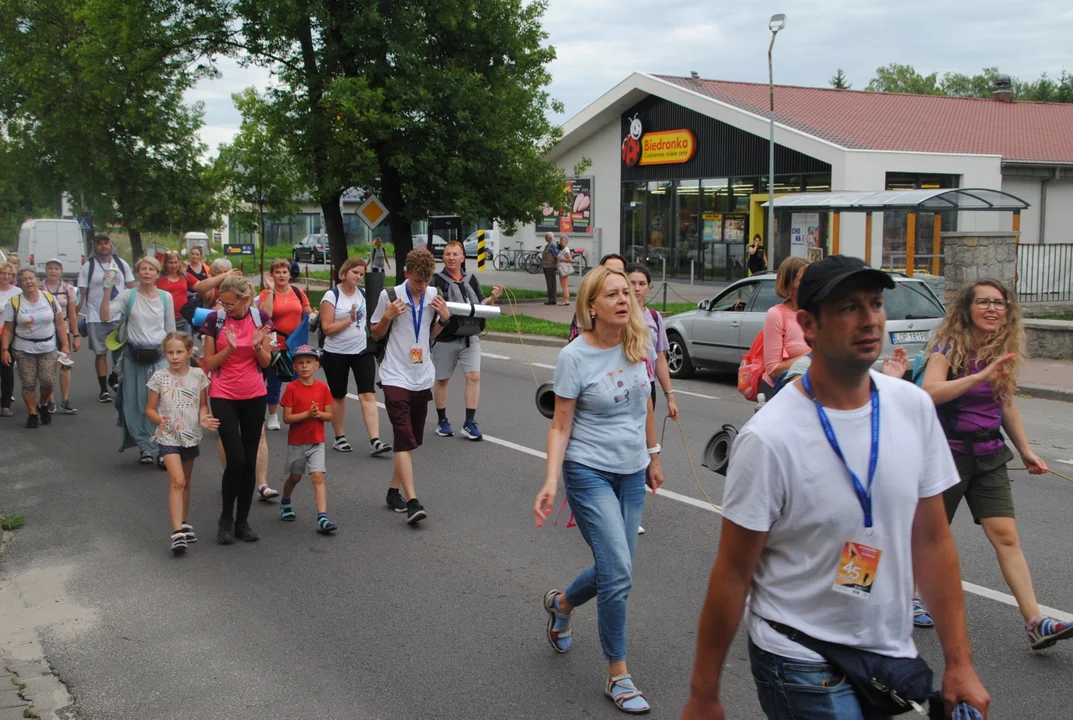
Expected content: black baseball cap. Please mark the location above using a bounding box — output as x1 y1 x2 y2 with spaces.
797 255 894 312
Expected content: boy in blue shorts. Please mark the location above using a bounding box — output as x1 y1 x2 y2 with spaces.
279 345 337 533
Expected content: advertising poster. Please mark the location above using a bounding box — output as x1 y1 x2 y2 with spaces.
537 177 593 235
791 212 819 259
723 217 745 242
701 213 723 242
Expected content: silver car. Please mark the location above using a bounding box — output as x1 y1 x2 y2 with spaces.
663 272 945 378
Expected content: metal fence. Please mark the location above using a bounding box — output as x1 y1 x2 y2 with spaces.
1017 243 1073 303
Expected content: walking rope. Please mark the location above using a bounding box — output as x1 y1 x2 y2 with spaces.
499 286 720 517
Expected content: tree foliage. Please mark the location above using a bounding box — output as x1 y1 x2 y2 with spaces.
829 68 851 90
865 63 1073 103
233 0 567 271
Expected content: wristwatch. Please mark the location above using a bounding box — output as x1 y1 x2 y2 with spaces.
436 317 450 327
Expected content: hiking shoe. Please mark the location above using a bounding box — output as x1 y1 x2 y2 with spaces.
436 417 454 437
461 419 483 441
265 414 281 431
98 391 112 403
26 414 39 429
333 436 353 452
386 489 407 513
317 516 338 534
370 438 392 456
37 404 52 425
59 399 78 414
217 516 235 545
406 499 427 525
46 401 57 414
234 522 259 542
181 522 197 543
170 532 188 555
1027 615 1073 650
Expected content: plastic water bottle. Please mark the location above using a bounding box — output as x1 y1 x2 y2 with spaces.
754 393 767 413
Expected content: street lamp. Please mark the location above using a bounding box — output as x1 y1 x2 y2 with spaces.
767 13 786 255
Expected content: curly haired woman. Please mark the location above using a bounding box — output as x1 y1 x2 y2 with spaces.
920 278 1070 651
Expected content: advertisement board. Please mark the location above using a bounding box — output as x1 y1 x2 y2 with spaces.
537 177 593 235
791 213 820 259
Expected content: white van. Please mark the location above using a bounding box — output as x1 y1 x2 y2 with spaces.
18 219 85 277
184 231 209 255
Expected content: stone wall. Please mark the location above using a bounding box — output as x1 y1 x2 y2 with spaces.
941 231 1019 304
1025 320 1073 360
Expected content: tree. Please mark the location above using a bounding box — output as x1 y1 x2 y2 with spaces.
214 88 304 282
865 63 1073 104
866 63 942 95
829 68 851 90
235 0 567 272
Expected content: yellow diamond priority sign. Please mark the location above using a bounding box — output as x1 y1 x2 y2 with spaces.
357 195 389 230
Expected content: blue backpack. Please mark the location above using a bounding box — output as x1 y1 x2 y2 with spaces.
911 349 931 387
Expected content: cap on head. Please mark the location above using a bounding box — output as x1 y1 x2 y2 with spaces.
45 258 63 267
291 344 320 360
797 255 895 312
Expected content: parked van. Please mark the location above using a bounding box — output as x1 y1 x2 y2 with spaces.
184 231 209 255
18 219 85 278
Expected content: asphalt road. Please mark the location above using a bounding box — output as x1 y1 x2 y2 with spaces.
1 340 1072 719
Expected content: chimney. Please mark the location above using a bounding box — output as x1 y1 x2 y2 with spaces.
690 70 700 79
992 74 1013 103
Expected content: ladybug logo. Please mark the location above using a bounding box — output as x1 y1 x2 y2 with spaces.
621 114 642 167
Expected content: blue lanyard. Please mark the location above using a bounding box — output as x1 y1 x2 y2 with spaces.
802 371 880 529
404 285 424 341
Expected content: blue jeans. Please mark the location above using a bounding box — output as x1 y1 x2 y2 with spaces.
562 461 646 663
265 365 285 405
748 638 889 720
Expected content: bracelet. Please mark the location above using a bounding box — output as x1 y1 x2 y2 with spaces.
663 389 675 396
647 444 661 455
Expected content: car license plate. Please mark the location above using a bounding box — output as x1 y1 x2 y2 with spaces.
891 331 930 344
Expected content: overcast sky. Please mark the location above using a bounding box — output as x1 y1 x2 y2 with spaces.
188 0 1073 154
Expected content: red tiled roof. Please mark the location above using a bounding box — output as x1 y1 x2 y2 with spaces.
655 75 1073 163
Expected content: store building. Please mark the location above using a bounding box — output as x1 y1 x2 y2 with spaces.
514 72 1073 280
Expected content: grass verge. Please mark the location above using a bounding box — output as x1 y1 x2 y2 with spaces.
1 513 25 531
485 314 571 337
1038 313 1073 322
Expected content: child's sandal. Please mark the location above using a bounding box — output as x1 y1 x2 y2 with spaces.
605 673 650 714
280 504 296 521
258 484 280 501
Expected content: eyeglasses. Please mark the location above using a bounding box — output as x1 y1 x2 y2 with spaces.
973 298 1008 310
220 298 247 311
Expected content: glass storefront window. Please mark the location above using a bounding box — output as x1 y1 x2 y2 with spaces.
730 177 757 211
675 180 700 276
804 173 831 192
646 181 673 270
621 181 647 262
702 179 729 212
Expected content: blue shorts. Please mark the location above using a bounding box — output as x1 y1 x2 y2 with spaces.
158 445 200 461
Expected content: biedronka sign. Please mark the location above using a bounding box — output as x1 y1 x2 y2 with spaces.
621 116 696 167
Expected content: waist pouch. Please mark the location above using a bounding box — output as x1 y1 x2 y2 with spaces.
128 346 163 364
944 428 1002 445
764 619 933 716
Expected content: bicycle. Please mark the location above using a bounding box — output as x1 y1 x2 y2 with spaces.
493 242 529 271
522 245 544 274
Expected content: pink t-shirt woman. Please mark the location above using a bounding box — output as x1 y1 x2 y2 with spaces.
203 309 273 400
762 303 810 384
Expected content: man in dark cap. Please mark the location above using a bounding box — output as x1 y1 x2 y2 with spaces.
682 256 989 719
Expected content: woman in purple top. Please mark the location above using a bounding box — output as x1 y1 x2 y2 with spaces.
921 279 1067 651
625 263 678 421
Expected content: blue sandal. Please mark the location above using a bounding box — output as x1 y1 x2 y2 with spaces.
317 516 337 534
280 503 296 522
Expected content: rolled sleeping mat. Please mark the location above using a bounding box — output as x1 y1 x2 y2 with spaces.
445 301 501 319
536 380 556 419
702 424 739 476
192 307 212 328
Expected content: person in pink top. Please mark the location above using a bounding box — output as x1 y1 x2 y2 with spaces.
201 275 273 545
759 256 810 398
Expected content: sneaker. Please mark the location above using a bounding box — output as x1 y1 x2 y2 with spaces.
170 532 188 555
370 439 393 456
98 391 112 403
26 414 39 429
265 413 281 431
217 516 235 545
317 516 338 534
0 407 11 417
181 523 197 543
37 404 52 426
386 489 407 513
234 522 259 542
1027 615 1073 650
333 436 353 452
436 417 454 437
108 372 119 391
406 499 428 525
46 401 57 414
59 399 78 414
460 419 483 441
638 525 646 535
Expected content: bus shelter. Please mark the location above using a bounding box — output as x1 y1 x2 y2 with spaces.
763 189 1029 276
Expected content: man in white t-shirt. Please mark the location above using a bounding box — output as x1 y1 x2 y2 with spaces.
682 255 989 720
76 234 135 403
369 248 449 526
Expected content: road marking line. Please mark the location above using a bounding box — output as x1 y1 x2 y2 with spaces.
676 389 720 400
346 394 1068 617
1057 459 1073 467
482 352 513 360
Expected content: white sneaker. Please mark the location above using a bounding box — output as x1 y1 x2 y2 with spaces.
638 526 646 535
265 414 281 431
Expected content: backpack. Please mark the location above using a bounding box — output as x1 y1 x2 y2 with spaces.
10 292 59 345
86 255 130 301
432 270 483 343
737 330 766 402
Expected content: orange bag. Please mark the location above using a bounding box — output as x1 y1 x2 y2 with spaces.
737 330 765 402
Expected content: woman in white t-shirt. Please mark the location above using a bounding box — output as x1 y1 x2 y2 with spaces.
0 261 22 417
1 268 69 427
320 257 391 456
100 256 175 465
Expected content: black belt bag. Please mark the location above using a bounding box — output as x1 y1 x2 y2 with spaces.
128 346 163 364
764 619 933 716
944 428 1002 445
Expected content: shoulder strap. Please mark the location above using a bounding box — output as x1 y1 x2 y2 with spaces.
126 289 137 316
9 295 18 313
294 286 307 308
386 287 397 303
251 309 263 328
648 307 659 322
42 291 57 314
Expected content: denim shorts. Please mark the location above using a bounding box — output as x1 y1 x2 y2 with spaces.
158 445 200 461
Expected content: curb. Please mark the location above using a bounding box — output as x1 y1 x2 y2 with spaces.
1 654 75 720
483 332 567 349
1018 383 1073 404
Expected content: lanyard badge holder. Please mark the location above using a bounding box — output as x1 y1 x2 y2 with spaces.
802 371 883 601
405 286 425 364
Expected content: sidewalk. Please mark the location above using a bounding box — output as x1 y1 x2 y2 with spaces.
1019 358 1073 403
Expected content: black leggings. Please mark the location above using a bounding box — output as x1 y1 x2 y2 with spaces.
1 361 13 409
211 395 266 524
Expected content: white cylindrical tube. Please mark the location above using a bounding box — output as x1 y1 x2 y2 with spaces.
445 301 500 319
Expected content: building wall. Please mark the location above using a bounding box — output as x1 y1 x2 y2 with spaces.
1000 177 1041 242
1044 179 1073 244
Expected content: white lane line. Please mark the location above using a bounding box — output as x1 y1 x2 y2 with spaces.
676 389 720 400
345 393 1069 617
1057 459 1073 467
482 352 513 360
531 362 556 370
